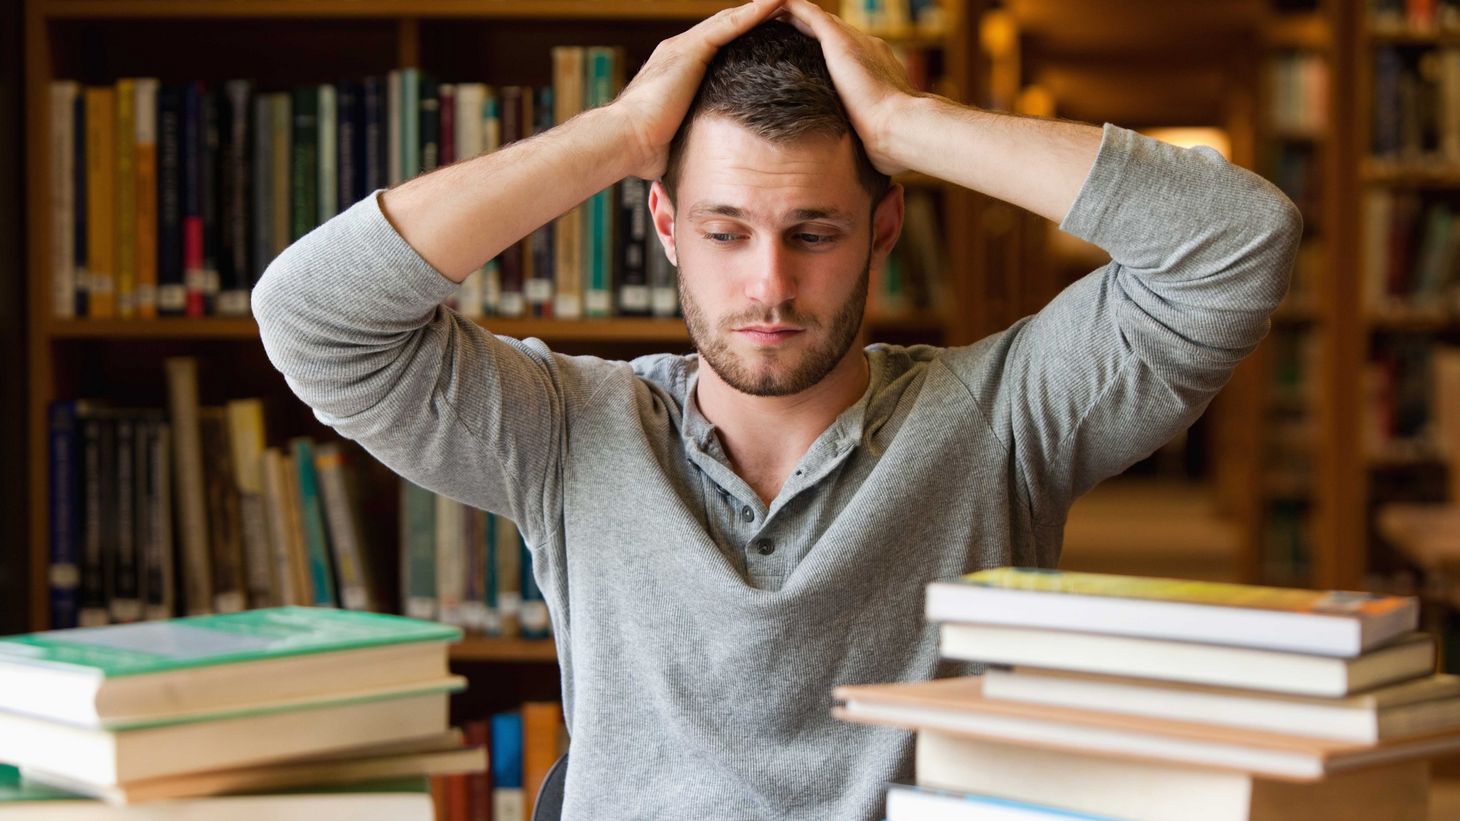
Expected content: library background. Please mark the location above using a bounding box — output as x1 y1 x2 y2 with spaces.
6 0 1460 817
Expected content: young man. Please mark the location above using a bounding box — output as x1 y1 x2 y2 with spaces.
253 0 1301 817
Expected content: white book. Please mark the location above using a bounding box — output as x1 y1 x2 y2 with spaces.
983 667 1460 744
941 623 1435 697
317 83 337 221
434 495 466 628
925 568 1419 658
887 783 1121 820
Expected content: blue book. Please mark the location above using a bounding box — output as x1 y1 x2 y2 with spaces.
47 400 94 630
491 711 524 818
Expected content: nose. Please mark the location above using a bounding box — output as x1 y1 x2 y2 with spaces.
744 240 797 308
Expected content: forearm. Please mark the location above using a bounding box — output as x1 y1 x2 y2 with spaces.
885 96 1103 225
379 105 643 283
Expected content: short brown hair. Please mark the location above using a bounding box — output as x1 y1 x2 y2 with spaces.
660 20 890 204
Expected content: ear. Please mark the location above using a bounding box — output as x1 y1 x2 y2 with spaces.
870 183 905 274
649 181 678 267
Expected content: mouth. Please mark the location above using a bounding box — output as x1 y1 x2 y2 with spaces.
733 326 805 345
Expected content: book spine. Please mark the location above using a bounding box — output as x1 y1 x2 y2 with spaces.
180 82 206 317
259 447 302 606
315 442 374 611
133 78 159 319
552 48 585 320
465 721 492 821
290 437 338 607
109 413 142 622
494 514 522 637
216 80 252 316
402 68 420 181
387 69 402 186
290 86 319 242
461 507 489 632
251 93 274 287
496 86 525 317
491 711 525 821
156 83 185 316
521 701 565 820
165 356 214 614
78 412 109 626
115 79 137 319
419 75 439 174
482 510 502 635
50 82 77 319
269 94 292 258
47 400 84 629
482 91 502 313
584 48 617 317
200 85 222 314
73 90 88 317
84 86 116 319
143 417 175 620
435 494 466 627
200 409 247 613
363 75 386 193
617 176 650 316
520 537 550 639
317 83 338 222
400 479 438 621
337 80 358 212
226 399 275 609
438 82 455 166
526 87 555 318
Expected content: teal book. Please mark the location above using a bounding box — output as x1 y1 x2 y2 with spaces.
400 480 437 622
289 437 338 607
0 607 461 729
584 47 617 317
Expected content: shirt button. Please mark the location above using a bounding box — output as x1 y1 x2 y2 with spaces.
740 505 754 522
755 538 776 555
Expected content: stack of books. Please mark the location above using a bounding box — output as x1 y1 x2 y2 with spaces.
0 607 484 818
835 568 1460 820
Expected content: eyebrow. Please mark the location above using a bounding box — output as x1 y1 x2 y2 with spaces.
685 203 855 226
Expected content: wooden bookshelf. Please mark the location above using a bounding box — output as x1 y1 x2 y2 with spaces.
45 316 694 343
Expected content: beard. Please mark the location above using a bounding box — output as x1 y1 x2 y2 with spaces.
680 254 870 398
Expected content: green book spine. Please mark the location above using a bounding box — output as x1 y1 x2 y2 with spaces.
289 438 337 607
290 86 318 242
584 48 616 317
400 479 437 621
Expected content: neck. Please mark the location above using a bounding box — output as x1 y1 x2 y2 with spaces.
696 347 870 505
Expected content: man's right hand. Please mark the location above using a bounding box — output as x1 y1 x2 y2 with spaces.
611 0 786 180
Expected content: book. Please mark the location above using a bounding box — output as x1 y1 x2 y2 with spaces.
47 400 89 630
939 623 1435 697
833 676 1460 781
30 731 480 805
0 683 458 788
886 782 1123 820
925 567 1419 656
49 81 78 318
0 767 436 821
521 701 565 819
911 731 1430 821
198 408 247 614
84 86 115 318
314 442 375 611
491 711 524 821
0 607 459 728
400 480 437 621
133 78 159 319
982 667 1460 744
290 437 338 607
164 358 212 615
114 80 136 318
226 399 274 609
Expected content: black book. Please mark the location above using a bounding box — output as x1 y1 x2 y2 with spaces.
290 86 319 242
219 80 253 315
201 85 222 314
419 74 439 173
363 76 386 195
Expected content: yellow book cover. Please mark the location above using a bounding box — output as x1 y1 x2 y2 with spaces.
84 86 115 319
134 78 159 319
959 567 1411 618
115 79 137 319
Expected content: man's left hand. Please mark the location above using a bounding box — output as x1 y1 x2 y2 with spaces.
778 0 922 176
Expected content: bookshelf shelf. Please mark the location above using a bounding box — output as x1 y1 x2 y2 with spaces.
1362 161 1460 188
1264 12 1332 50
38 0 747 21
450 636 557 663
45 316 695 344
1365 23 1460 46
1366 309 1460 333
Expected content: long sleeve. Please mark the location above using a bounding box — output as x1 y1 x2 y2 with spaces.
944 124 1303 524
251 192 593 543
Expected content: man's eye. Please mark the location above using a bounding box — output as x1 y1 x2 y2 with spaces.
704 232 740 243
795 233 836 245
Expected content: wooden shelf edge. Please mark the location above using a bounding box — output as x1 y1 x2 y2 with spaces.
39 0 743 21
1362 159 1460 187
1263 11 1331 51
451 636 557 663
46 316 693 344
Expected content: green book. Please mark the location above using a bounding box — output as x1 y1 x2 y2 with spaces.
0 607 460 728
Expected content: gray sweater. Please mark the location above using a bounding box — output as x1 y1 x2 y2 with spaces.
253 123 1301 820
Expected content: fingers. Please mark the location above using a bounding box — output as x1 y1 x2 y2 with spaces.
698 0 788 49
777 0 845 42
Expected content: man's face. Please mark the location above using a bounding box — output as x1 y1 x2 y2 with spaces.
650 116 902 398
